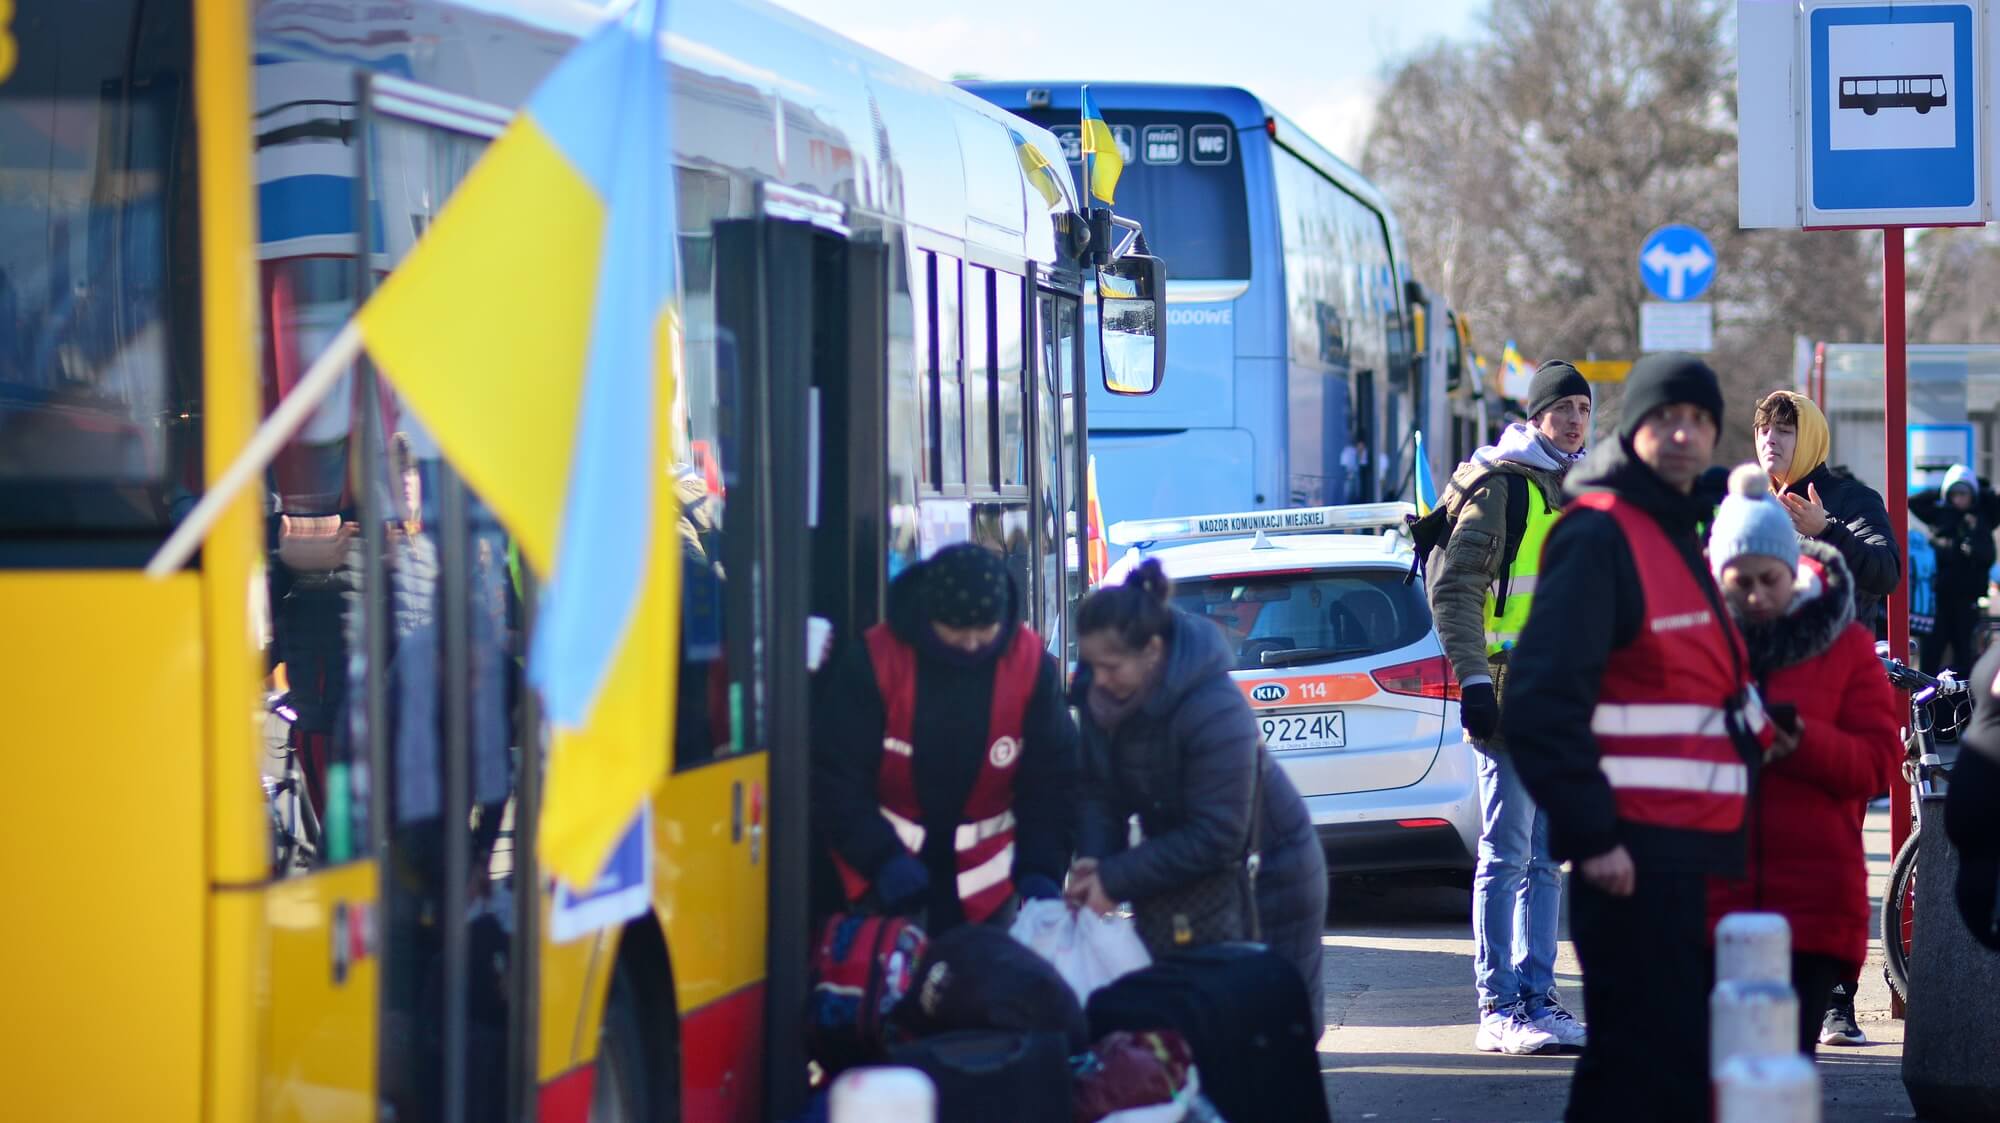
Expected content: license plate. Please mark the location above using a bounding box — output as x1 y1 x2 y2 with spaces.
1259 709 1346 750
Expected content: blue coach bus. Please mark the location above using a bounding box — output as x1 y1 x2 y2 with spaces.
962 82 1427 526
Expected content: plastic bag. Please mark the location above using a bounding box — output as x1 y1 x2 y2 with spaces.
1009 898 1151 1005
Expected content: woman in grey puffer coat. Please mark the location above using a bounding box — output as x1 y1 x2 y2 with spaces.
1066 559 1328 1018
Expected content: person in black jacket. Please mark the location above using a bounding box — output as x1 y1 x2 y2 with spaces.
1504 354 1764 1123
1948 641 2000 952
1753 391 1901 630
1066 559 1329 1019
812 543 1076 934
1909 463 2000 675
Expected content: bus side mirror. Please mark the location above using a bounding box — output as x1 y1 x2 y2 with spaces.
1097 253 1166 396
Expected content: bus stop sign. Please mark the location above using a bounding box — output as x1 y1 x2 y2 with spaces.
1740 0 1988 228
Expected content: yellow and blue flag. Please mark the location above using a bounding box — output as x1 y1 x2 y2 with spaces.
1413 432 1439 516
1011 127 1065 210
1080 85 1123 206
356 0 680 886
1502 339 1533 383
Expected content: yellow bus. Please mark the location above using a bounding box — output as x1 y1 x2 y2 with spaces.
1 1 1159 1119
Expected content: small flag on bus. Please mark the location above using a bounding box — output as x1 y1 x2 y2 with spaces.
1080 86 1123 206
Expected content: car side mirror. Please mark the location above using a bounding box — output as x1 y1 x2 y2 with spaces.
1097 253 1166 396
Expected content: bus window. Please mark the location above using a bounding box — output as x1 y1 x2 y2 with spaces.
915 250 935 489
255 58 368 879
936 253 966 490
676 207 761 769
1056 296 1083 662
966 266 993 490
1033 291 1065 653
0 3 202 539
997 274 1026 491
1023 108 1251 281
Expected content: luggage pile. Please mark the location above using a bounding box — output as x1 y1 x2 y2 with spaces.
806 907 1329 1123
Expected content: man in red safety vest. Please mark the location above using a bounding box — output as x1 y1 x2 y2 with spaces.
814 543 1076 932
1502 354 1773 1123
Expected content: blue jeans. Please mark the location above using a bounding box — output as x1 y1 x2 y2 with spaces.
1473 745 1562 1014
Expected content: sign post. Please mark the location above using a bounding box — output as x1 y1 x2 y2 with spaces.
1638 224 1717 353
1737 0 1996 1017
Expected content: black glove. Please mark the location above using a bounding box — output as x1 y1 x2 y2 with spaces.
1015 874 1061 901
872 853 930 911
1460 681 1500 742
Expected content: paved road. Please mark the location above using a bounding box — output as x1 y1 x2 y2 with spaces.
1314 810 1920 1121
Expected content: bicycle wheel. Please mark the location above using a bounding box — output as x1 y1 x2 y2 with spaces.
1884 829 1921 1004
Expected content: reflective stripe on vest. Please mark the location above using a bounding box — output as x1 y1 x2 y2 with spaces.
1599 756 1749 796
1483 480 1561 656
1592 700 1769 739
878 805 1018 855
830 622 1043 922
1572 492 1767 834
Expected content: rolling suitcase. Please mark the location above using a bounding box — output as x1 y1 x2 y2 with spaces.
1086 941 1330 1123
886 1029 1072 1123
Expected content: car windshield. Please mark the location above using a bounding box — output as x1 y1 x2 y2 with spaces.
1172 566 1432 671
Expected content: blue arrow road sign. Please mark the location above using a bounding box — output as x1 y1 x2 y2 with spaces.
1639 224 1717 302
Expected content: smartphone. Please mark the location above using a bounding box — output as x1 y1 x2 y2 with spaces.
1767 702 1800 733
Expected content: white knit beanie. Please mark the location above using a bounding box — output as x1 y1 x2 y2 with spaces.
1707 464 1799 579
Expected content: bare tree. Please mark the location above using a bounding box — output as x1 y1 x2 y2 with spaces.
1364 0 1877 463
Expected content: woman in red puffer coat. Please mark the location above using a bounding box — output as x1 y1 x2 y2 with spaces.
1704 466 1902 1055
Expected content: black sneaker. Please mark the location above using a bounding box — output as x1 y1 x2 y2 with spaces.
1819 991 1867 1047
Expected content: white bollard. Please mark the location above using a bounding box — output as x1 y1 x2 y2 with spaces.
1710 979 1798 1076
1715 912 1792 984
1715 1053 1821 1123
830 1066 936 1123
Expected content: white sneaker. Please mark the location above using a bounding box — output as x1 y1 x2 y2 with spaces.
1530 997 1587 1051
1475 1007 1561 1055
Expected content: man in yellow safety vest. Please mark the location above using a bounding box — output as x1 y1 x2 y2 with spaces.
1424 359 1592 1056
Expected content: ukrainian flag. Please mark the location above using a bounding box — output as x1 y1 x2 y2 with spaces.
1011 128 1065 210
1086 454 1109 585
1080 85 1123 206
1413 432 1439 516
1502 339 1534 386
356 0 680 887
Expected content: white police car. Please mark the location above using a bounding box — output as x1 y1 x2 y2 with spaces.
1104 503 1478 880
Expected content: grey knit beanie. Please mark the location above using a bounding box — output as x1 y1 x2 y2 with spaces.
1707 464 1799 579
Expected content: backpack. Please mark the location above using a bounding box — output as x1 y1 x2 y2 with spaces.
886 923 1091 1052
807 912 928 1074
1403 469 1541 615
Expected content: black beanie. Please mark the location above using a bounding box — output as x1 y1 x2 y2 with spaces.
922 543 1011 628
1526 360 1591 420
1618 352 1724 441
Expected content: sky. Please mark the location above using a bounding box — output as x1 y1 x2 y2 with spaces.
763 0 1489 163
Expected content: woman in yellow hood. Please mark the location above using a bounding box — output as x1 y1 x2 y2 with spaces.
1750 387 1904 1048
1755 390 1831 490
1750 389 1898 620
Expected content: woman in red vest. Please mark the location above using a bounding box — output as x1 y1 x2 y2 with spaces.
1703 464 1901 1053
813 543 1076 932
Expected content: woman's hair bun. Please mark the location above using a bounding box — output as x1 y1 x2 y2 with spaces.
1130 557 1173 604
1728 463 1771 499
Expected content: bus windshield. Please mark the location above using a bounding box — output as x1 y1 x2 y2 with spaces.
0 4 201 536
1021 108 1251 281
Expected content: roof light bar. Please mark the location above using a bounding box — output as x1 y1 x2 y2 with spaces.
1106 502 1416 547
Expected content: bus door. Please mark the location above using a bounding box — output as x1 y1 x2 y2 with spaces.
1036 287 1086 659
712 194 886 1119
252 69 535 1121
1 7 212 1118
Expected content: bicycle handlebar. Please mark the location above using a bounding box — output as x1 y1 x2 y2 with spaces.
1877 654 1967 696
